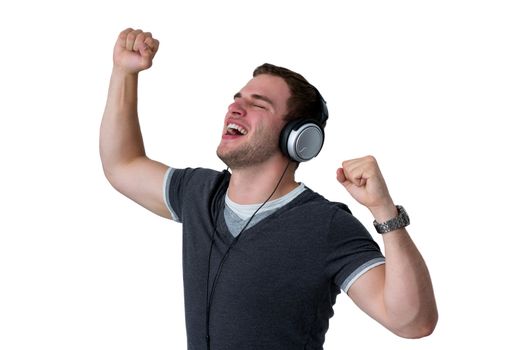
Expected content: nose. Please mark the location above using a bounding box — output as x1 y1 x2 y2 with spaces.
228 99 247 118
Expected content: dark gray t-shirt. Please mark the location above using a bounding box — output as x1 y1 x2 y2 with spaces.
164 167 385 350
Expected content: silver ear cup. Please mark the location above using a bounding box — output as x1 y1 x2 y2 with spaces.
286 123 324 162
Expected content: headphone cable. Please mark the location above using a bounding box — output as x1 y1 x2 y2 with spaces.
205 162 291 349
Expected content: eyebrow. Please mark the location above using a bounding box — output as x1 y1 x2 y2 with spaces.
234 92 275 107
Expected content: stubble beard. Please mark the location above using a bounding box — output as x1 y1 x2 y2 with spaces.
216 133 280 169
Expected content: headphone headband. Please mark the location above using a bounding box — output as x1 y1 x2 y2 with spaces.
314 87 329 125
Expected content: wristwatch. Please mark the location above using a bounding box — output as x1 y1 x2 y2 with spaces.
373 205 410 234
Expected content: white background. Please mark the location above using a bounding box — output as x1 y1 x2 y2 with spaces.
1 0 524 349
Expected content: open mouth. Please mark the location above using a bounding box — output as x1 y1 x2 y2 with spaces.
225 123 248 136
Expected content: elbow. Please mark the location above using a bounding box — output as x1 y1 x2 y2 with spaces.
101 164 118 187
100 151 118 185
101 163 127 194
396 321 437 339
392 311 438 339
100 156 133 192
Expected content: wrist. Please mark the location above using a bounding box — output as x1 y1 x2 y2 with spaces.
369 202 397 223
111 66 139 79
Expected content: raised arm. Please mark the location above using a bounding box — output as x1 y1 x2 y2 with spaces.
100 28 170 219
336 156 438 338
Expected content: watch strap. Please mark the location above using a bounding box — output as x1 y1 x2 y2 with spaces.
373 205 410 234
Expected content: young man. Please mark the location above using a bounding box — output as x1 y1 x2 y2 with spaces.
100 28 438 350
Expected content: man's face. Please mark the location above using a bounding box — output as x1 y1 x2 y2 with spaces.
216 74 291 169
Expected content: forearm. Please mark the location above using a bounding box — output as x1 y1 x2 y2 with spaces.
339 157 438 337
99 68 146 179
380 225 438 337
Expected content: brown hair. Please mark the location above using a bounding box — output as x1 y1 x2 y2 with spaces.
253 63 327 128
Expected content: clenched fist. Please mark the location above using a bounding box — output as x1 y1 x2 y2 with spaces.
113 28 160 74
336 156 397 221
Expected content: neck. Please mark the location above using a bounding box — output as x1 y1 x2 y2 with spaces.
227 159 298 205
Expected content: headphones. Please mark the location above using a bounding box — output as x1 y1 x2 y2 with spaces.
279 87 329 162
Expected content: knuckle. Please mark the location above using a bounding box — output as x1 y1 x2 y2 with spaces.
119 30 132 40
365 155 376 162
129 30 142 40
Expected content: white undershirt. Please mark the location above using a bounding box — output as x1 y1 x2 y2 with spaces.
225 183 306 220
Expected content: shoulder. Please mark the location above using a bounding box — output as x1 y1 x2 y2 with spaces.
284 187 358 231
167 167 224 182
164 168 230 206
298 187 371 235
166 167 229 192
300 187 353 216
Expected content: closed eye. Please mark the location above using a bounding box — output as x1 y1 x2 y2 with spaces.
233 92 273 111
